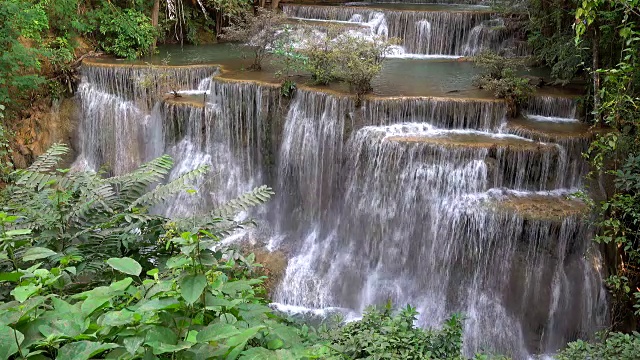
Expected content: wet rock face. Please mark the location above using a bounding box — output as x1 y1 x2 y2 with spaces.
12 97 78 169
74 58 607 358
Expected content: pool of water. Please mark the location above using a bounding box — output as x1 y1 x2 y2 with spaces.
89 44 575 99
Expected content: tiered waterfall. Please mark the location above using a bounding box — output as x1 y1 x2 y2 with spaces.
74 2 607 358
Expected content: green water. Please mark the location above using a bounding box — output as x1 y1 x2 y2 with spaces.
92 44 569 99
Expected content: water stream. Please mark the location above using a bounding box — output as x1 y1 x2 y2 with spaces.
74 8 607 357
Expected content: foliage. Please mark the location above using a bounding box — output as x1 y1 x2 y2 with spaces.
557 331 640 360
0 220 321 359
87 7 157 59
472 51 534 116
574 0 640 329
330 34 397 104
301 26 341 85
322 304 464 359
525 0 587 83
3 143 248 279
0 0 49 108
222 9 288 70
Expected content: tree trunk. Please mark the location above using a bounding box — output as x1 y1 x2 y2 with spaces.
151 0 160 52
592 23 601 124
271 0 281 10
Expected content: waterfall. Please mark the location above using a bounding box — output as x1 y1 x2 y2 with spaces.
283 4 505 55
272 90 607 358
75 63 280 216
75 58 607 358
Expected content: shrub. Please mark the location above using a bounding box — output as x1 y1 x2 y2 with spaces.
331 34 397 104
90 7 156 59
322 304 464 359
303 26 341 85
557 332 640 360
222 8 288 70
472 51 534 116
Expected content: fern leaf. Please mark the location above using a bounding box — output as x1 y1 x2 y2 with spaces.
128 165 210 211
106 155 174 203
210 185 275 220
25 143 69 173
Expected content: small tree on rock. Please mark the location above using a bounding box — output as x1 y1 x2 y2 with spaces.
221 8 287 70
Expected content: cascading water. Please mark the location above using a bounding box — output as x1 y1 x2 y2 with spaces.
272 89 607 358
75 42 606 358
282 4 522 56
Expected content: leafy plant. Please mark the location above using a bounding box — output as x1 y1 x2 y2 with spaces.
472 51 534 116
89 7 156 59
557 331 640 360
321 304 464 359
222 8 288 70
331 34 397 105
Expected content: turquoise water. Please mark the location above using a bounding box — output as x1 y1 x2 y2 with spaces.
90 44 571 99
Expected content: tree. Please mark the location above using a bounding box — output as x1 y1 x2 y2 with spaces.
472 51 534 117
221 8 288 70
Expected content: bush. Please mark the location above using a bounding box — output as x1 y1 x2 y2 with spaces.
331 34 396 103
89 7 156 59
322 305 464 359
472 51 534 116
557 332 640 360
303 26 341 85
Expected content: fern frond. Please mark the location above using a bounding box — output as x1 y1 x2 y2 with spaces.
128 165 210 211
210 185 274 220
106 155 174 202
65 181 117 223
25 143 69 173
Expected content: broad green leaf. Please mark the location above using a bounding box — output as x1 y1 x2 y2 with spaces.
179 274 207 304
145 325 177 345
166 255 190 269
22 247 57 262
106 257 142 276
136 298 180 312
56 341 119 360
5 229 31 236
147 341 193 355
0 272 22 282
266 338 284 350
109 277 134 292
0 325 23 359
81 295 111 316
99 309 137 327
227 326 264 348
123 336 144 355
239 347 278 359
196 324 240 343
11 284 40 302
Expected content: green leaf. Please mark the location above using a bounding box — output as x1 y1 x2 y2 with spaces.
109 277 134 292
147 341 193 355
0 272 22 282
5 229 31 237
56 341 119 360
240 347 278 359
123 336 144 355
196 324 240 343
11 284 40 302
0 325 23 359
81 295 111 316
266 338 284 350
136 298 180 312
22 247 56 262
179 274 207 305
107 257 142 276
227 326 264 348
